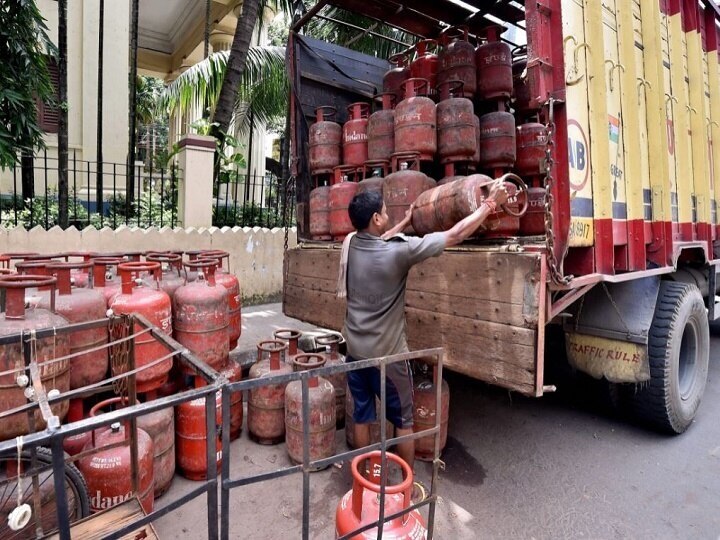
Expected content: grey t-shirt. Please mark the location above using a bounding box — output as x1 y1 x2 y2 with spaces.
342 231 446 360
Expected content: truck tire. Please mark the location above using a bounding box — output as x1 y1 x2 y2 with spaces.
628 281 709 434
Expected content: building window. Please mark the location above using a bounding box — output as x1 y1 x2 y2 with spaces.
38 58 60 134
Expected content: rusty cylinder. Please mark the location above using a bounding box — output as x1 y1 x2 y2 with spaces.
197 250 242 351
383 53 410 104
174 260 229 374
437 26 477 99
315 333 347 429
309 107 342 175
274 328 304 367
476 25 513 101
479 112 516 169
343 102 370 167
137 405 176 498
516 122 548 177
383 159 437 235
176 382 223 481
367 93 396 162
393 79 437 161
519 182 547 236
409 39 439 100
144 253 185 301
220 359 244 440
413 371 450 461
309 182 332 241
480 173 529 238
248 340 292 444
329 174 358 241
91 256 123 306
285 353 336 466
0 275 71 439
437 81 477 164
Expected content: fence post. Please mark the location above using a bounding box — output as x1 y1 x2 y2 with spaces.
177 134 215 228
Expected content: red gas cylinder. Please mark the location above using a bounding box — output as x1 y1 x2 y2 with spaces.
516 123 548 177
409 39 439 100
92 257 124 305
520 183 547 236
0 275 71 439
476 25 513 101
65 251 96 288
437 81 477 164
437 26 477 99
273 328 304 367
109 262 173 393
358 161 389 196
174 260 229 374
248 340 291 444
137 404 176 498
480 173 529 238
512 57 534 115
220 359 243 440
335 451 426 539
329 173 359 241
383 159 437 235
479 112 516 169
411 173 495 235
343 103 370 167
43 262 108 389
197 250 241 351
413 369 450 461
176 380 223 481
285 353 336 465
309 107 342 176
310 182 332 241
383 53 410 104
63 398 91 456
367 93 396 162
315 333 347 429
394 79 437 161
79 419 154 514
437 163 465 186
0 254 10 269
144 253 185 300
344 388 394 449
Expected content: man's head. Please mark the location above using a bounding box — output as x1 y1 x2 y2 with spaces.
348 191 388 234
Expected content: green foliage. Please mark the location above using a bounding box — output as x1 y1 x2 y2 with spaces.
213 202 289 228
1 189 88 229
0 0 58 169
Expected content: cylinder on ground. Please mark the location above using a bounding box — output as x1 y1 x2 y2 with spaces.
137 405 176 498
413 372 450 461
176 386 222 481
248 340 291 444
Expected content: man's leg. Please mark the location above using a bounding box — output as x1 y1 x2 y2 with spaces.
354 422 371 450
394 427 415 471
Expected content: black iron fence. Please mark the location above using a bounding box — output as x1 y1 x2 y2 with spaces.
1 149 296 230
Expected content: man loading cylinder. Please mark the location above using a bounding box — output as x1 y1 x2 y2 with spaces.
337 182 508 487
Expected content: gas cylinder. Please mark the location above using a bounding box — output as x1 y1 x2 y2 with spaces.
437 26 476 99
367 93 395 162
357 161 389 196
343 103 370 167
329 174 358 241
63 398 92 456
520 182 547 236
383 53 410 104
310 181 332 241
436 81 477 164
247 340 291 444
220 359 243 440
79 420 154 514
413 370 450 461
383 160 437 235
335 451 426 539
309 107 342 175
315 333 346 429
123 251 143 262
197 250 241 351
472 115 481 166
476 25 513 101
176 380 223 481
479 112 516 169
409 39 439 100
516 123 548 177
109 262 173 393
394 79 437 161
65 251 95 288
273 328 304 367
0 254 9 269
344 388 394 449
437 163 465 186
411 173 495 235
137 405 176 498
512 57 534 115
92 257 124 305
481 173 529 238
144 253 185 300
285 353 336 465
0 275 71 439
174 260 229 374
43 262 108 389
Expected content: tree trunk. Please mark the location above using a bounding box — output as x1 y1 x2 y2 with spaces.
96 0 105 221
21 151 35 202
57 0 68 228
211 0 261 142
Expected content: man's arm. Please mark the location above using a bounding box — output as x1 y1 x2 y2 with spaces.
442 180 508 247
381 205 414 240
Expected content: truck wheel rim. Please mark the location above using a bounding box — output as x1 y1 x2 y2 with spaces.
678 322 698 400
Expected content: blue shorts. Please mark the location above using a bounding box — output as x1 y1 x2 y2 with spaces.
346 355 414 429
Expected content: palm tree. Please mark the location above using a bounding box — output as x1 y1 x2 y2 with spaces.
57 0 68 227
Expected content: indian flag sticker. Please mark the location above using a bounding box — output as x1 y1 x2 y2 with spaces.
608 115 620 144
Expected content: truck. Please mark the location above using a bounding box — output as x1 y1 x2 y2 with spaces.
282 0 720 434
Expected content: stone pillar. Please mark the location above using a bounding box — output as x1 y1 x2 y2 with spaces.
209 30 234 53
177 135 215 227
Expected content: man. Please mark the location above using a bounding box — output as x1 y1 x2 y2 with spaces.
337 181 508 475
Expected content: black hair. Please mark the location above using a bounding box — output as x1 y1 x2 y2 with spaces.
348 190 383 231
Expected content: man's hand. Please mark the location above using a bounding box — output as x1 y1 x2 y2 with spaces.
487 180 509 207
382 203 414 240
403 202 415 224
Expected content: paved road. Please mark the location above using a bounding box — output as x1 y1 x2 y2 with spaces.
156 305 720 539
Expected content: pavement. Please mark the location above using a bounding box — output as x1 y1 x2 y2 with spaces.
154 303 720 539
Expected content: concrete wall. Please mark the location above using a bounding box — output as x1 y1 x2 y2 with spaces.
0 225 297 303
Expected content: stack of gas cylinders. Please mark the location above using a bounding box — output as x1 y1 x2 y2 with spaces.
308 24 549 240
0 249 244 515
